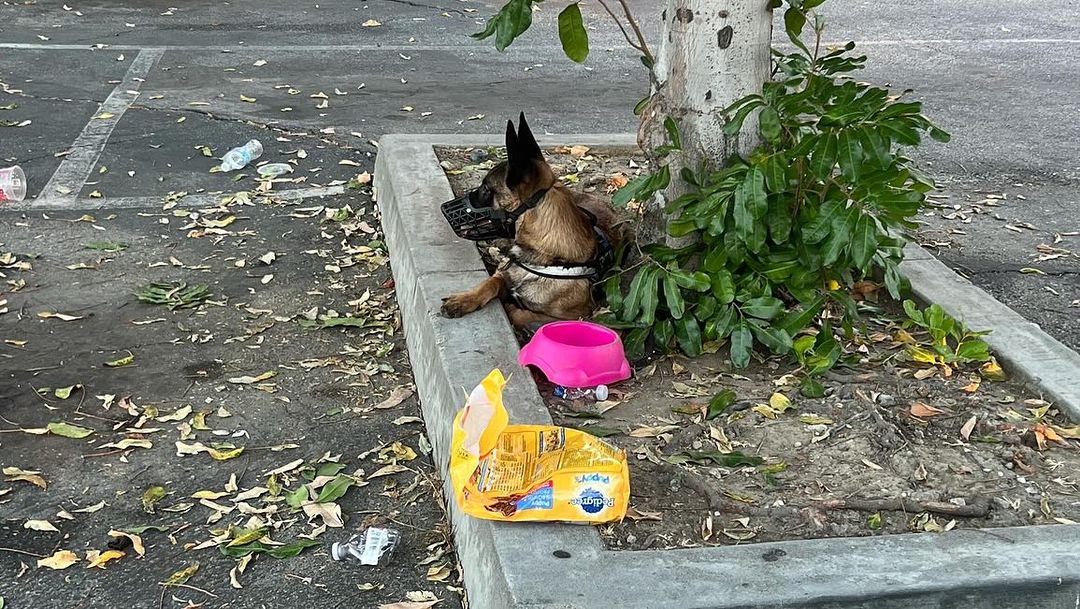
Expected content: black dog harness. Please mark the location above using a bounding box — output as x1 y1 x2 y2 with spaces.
442 187 614 281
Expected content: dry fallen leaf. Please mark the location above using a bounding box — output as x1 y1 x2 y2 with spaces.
108 530 146 556
909 402 946 418
86 549 125 568
624 507 662 521
37 550 79 570
628 424 679 438
373 386 414 410
25 519 60 532
362 18 382 27
378 601 440 609
959 415 977 440
861 458 884 471
3 466 47 489
37 311 84 322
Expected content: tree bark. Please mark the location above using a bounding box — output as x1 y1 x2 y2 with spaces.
638 0 774 245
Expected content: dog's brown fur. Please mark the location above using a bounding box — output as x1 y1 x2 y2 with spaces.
441 114 620 329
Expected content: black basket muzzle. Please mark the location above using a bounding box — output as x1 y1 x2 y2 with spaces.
440 191 516 241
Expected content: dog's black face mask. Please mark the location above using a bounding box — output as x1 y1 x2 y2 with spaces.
441 182 548 241
440 186 517 241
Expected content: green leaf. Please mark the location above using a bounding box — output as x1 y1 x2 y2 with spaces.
850 212 879 270
653 319 674 352
856 128 891 169
740 296 784 320
800 377 826 398
674 317 702 357
220 539 320 559
669 269 710 292
640 268 660 326
557 3 589 63
47 421 94 439
142 486 166 514
711 271 736 304
837 129 863 181
801 199 844 244
956 339 991 363
472 0 535 51
730 322 753 368
903 300 924 325
809 132 837 181
623 327 648 360
929 126 951 143
759 107 782 144
703 246 727 273
707 305 738 340
778 297 824 336
121 524 170 534
285 485 309 509
866 512 882 530
706 389 737 420
666 450 764 467
750 324 792 354
764 154 787 192
766 196 792 243
663 274 685 319
315 475 355 503
83 241 129 252
663 116 682 150
603 274 623 310
783 8 810 56
620 268 649 321
723 99 764 136
104 352 135 368
633 95 651 116
54 385 77 400
884 259 903 299
822 208 857 266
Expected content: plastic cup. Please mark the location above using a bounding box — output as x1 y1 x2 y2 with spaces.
0 165 26 202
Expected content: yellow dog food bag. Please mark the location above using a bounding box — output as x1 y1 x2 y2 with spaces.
449 369 630 523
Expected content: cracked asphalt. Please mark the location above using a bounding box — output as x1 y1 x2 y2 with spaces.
0 0 1077 607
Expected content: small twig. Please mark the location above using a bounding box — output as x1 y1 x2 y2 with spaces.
129 464 153 482
616 0 654 64
818 497 991 518
0 546 46 558
167 583 218 598
81 449 124 459
595 0 642 55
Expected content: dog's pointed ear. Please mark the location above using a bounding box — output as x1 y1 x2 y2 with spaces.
516 113 543 162
504 119 518 154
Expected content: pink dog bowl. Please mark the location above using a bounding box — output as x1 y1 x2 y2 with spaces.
518 321 632 387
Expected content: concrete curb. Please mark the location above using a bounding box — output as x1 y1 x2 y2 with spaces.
376 133 1080 609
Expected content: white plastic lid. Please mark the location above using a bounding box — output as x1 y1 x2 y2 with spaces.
595 385 609 401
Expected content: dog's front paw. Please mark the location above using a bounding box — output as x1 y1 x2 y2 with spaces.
441 293 477 318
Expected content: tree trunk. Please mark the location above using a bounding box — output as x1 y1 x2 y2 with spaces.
637 0 774 245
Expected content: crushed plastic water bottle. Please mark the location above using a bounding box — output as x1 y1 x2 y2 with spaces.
330 527 400 566
219 139 263 172
553 384 608 401
257 162 293 178
0 165 27 202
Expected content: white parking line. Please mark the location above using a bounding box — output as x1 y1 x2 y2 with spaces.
35 48 164 206
2 39 1080 53
11 185 347 211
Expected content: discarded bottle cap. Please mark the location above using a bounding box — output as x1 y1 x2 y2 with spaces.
257 163 293 178
595 385 609 401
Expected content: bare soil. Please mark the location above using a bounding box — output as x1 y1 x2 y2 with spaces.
435 145 1080 551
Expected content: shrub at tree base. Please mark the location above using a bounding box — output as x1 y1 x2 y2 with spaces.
602 14 951 370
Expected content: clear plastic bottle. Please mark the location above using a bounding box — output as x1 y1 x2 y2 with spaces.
0 165 26 202
553 384 609 401
330 527 400 565
219 139 263 172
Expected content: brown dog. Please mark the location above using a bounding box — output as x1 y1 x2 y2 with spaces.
440 114 619 330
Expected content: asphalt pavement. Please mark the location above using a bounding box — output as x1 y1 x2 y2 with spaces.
0 0 1077 607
